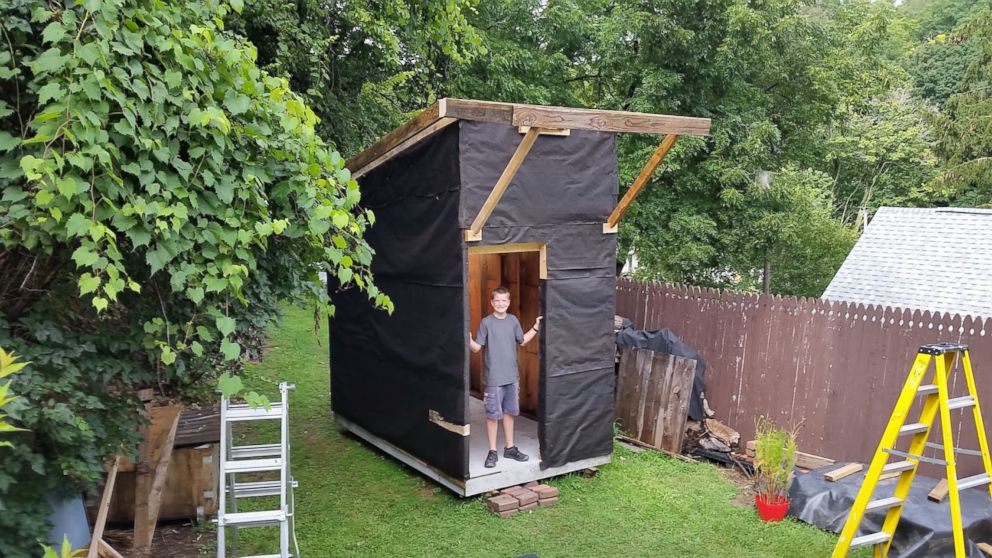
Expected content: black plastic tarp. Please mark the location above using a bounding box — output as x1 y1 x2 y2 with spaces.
614 322 707 421
330 120 619 480
790 463 992 557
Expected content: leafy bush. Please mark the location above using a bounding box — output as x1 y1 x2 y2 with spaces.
753 416 799 502
0 1 387 555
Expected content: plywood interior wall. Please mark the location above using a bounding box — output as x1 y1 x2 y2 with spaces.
468 251 541 416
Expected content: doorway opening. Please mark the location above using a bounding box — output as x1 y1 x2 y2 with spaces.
467 243 545 477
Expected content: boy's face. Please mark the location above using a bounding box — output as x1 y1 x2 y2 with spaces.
491 293 510 315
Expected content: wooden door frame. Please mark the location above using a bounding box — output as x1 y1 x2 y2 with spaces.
466 242 547 279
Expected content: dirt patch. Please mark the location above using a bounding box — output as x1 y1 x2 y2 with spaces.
102 521 210 557
722 463 756 508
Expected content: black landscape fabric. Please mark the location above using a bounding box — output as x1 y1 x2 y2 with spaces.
615 323 707 421
790 463 992 557
330 120 619 480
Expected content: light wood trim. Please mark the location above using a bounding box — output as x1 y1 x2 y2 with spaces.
468 243 547 279
464 127 540 242
352 117 457 179
87 456 121 558
512 105 709 136
346 102 442 173
824 462 863 482
604 134 679 232
518 125 570 136
132 405 182 550
441 98 515 125
429 410 470 436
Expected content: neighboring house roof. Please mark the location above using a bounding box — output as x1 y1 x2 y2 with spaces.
822 206 992 318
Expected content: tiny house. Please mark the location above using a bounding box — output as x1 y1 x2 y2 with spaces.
329 99 709 496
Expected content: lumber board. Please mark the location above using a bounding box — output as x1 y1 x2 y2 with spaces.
977 542 992 556
132 404 182 550
97 540 125 558
465 127 540 241
824 463 863 482
512 105 710 136
606 134 678 229
346 102 441 173
87 456 120 558
745 440 836 470
928 478 949 503
441 98 514 125
352 117 457 179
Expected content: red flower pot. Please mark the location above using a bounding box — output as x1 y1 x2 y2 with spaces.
755 493 790 522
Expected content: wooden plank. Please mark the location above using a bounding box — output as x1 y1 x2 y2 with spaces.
605 134 679 230
659 354 695 454
467 243 547 279
824 463 863 482
346 102 441 174
465 127 540 241
976 542 992 556
132 404 182 550
512 105 710 136
87 456 121 558
928 478 949 503
352 117 457 179
468 253 484 396
441 98 514 125
745 440 837 471
97 540 125 558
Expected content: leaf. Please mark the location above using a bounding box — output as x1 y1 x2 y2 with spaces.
220 339 241 361
146 246 172 275
187 287 204 304
338 268 353 284
0 131 21 152
37 82 63 105
128 227 151 248
71 246 99 267
161 346 176 365
331 212 349 230
66 213 90 237
78 273 101 295
230 0 244 13
92 297 109 312
42 21 66 44
217 372 243 397
190 341 204 357
215 316 236 336
224 93 251 115
31 48 68 74
20 155 45 180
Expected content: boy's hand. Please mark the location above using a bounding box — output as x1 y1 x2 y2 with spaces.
533 316 543 331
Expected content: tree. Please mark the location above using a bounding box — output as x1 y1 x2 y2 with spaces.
0 1 386 554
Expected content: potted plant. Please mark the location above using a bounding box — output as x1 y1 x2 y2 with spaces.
753 416 799 522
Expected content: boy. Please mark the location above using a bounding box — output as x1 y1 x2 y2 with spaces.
469 286 542 468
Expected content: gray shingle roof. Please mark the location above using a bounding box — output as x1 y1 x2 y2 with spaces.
822 206 992 318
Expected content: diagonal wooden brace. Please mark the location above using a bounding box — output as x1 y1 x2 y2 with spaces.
604 134 679 233
464 127 541 242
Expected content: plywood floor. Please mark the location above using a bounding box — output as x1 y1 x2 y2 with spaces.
467 396 541 478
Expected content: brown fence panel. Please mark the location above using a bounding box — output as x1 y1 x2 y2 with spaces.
615 279 992 476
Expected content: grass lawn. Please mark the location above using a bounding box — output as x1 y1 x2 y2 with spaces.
226 304 860 558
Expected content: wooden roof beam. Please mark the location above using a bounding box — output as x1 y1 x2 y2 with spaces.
604 134 679 233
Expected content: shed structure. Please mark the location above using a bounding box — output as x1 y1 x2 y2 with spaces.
329 99 710 496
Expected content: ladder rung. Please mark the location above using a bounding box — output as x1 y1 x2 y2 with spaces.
865 496 903 512
882 460 916 474
231 443 282 459
899 423 928 436
219 509 285 526
883 448 947 466
947 396 975 410
224 458 283 473
850 532 891 548
225 402 283 421
958 473 991 490
917 384 938 396
233 480 283 498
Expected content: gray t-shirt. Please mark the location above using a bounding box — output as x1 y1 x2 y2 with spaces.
476 314 524 386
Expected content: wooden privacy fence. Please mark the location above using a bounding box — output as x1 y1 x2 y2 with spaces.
615 279 992 476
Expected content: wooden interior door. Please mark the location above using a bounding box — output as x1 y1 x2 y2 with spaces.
468 251 541 416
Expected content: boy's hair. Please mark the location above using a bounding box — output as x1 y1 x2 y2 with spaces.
491 286 510 299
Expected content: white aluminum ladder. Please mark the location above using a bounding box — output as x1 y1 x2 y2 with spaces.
216 382 298 558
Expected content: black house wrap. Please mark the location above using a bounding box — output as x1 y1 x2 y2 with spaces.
328 99 710 494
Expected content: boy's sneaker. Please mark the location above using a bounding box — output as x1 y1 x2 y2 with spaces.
503 446 529 462
484 450 498 468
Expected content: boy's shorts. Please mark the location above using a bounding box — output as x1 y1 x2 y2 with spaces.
484 382 520 420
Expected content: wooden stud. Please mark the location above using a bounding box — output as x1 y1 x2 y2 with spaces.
467 243 547 279
604 134 679 231
513 105 710 136
976 542 992 556
928 478 950 503
824 463 864 482
429 410 470 436
352 117 458 179
464 127 540 242
132 404 182 550
744 440 835 471
878 470 902 481
96 540 125 558
87 456 121 558
517 125 570 136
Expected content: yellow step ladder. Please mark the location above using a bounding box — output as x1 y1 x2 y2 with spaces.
832 343 992 558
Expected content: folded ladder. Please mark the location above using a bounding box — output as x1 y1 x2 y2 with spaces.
216 382 299 558
832 343 992 558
